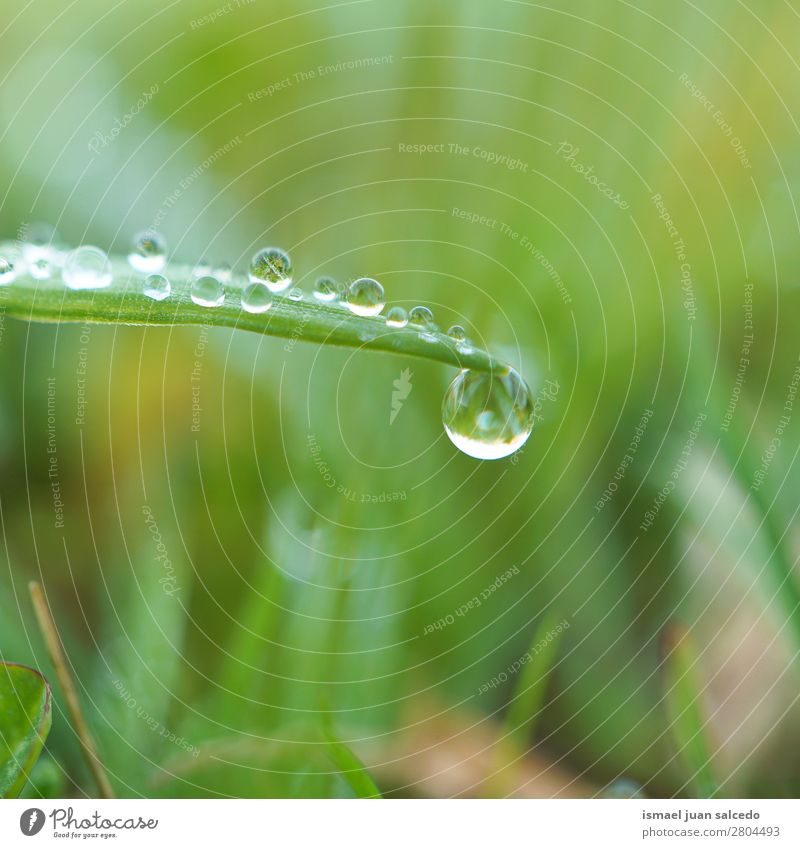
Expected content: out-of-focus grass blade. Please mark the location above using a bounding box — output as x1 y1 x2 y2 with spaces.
322 719 382 799
503 610 566 747
660 623 719 798
0 662 52 798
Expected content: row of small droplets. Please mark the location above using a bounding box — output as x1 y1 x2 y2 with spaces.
0 227 471 348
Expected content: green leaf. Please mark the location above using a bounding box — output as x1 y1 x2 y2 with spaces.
4 254 506 374
322 720 382 799
660 624 720 798
503 610 566 747
0 662 53 798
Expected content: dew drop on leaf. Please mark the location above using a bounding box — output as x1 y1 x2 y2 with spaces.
409 305 435 326
441 366 534 459
312 276 339 302
0 253 16 285
249 247 292 292
23 222 59 261
409 305 438 342
128 230 167 273
346 277 384 316
30 258 52 280
62 246 113 290
241 281 273 313
385 306 408 327
191 275 225 307
447 324 467 342
143 273 171 301
213 261 233 283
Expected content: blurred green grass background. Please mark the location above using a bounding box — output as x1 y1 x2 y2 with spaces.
1 0 799 798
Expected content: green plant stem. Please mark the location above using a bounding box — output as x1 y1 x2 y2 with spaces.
29 582 115 799
3 257 507 374
660 623 719 799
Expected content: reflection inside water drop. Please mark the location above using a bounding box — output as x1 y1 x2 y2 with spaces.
129 230 167 273
313 276 339 302
249 247 292 292
346 277 384 316
386 306 409 327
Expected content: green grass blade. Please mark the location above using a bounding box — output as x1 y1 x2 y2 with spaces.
660 624 720 799
503 610 566 747
4 255 506 374
322 721 382 799
0 662 52 798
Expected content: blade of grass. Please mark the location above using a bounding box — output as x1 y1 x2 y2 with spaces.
489 610 566 796
502 610 566 747
321 719 382 799
4 255 507 374
660 623 719 799
29 582 115 799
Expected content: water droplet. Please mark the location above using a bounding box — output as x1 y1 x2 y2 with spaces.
241 281 273 314
30 258 52 280
447 324 467 342
143 273 171 301
346 277 384 316
602 779 646 799
213 262 232 283
128 230 167 272
312 276 339 302
192 261 212 278
0 254 16 285
409 305 438 341
441 366 534 460
62 246 113 290
288 287 303 301
191 275 225 307
23 223 59 260
409 305 435 326
249 247 292 292
385 306 408 327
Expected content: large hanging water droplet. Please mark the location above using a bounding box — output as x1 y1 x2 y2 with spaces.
249 247 292 292
143 273 171 301
128 230 167 272
191 275 225 307
62 246 113 290
241 281 273 313
386 306 408 327
346 277 384 316
313 276 339 302
441 366 534 460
